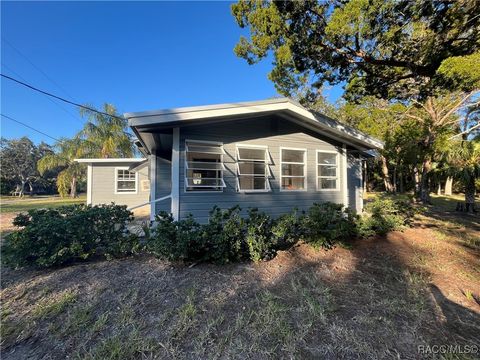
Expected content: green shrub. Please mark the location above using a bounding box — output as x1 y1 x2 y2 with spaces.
357 197 414 237
1 204 138 268
302 202 357 249
201 206 245 263
272 208 305 249
245 208 276 262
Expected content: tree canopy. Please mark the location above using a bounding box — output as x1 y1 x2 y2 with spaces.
232 0 480 102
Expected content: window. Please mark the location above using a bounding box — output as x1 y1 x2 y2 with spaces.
317 151 339 190
115 168 137 194
280 148 306 191
185 140 226 191
236 145 270 192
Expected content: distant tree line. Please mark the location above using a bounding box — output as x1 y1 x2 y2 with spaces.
1 104 135 197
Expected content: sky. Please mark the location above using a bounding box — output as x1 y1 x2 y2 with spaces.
1 1 343 145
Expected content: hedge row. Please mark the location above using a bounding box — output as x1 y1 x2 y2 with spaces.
1 198 414 268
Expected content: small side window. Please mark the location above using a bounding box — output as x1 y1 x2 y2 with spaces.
115 168 137 194
317 151 339 191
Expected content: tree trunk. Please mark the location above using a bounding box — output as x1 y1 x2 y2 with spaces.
399 172 404 193
19 179 26 197
464 176 476 213
380 155 393 192
28 181 34 196
392 166 397 193
437 182 442 195
445 177 453 196
419 157 432 204
363 160 367 194
70 176 77 198
413 165 421 197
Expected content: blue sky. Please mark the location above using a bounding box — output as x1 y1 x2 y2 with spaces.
1 1 343 144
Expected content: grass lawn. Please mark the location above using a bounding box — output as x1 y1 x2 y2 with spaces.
1 193 479 359
1 195 86 214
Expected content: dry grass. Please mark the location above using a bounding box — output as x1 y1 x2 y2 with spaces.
1 194 479 359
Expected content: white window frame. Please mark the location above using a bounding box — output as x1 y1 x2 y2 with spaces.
279 147 307 192
114 167 138 194
184 139 226 193
236 144 271 193
316 149 340 192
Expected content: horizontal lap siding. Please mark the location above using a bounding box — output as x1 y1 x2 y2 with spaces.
155 157 172 213
91 163 149 208
177 118 348 222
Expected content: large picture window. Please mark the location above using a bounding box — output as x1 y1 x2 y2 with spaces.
185 140 226 191
115 168 137 194
317 151 339 190
280 148 306 191
236 145 270 192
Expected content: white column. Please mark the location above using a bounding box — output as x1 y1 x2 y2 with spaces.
150 154 157 221
87 164 92 205
342 144 348 208
171 127 180 220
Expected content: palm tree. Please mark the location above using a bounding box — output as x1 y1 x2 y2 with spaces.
38 138 85 198
77 104 135 158
446 137 480 212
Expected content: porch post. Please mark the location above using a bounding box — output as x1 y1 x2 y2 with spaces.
342 144 348 208
150 154 156 221
86 164 92 205
171 127 180 220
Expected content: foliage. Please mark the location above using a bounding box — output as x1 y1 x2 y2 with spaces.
245 208 276 262
272 208 305 249
232 0 480 102
357 197 414 237
1 204 138 268
77 103 135 158
302 203 358 249
0 137 55 196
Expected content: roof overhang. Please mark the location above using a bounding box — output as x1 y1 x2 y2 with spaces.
124 98 384 154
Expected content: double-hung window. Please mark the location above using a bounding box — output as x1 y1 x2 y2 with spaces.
185 140 226 191
115 168 137 194
317 151 339 190
236 145 270 192
280 148 306 191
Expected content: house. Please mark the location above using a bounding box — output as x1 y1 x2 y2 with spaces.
76 98 383 222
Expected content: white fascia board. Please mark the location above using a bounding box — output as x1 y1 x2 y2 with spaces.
75 158 147 163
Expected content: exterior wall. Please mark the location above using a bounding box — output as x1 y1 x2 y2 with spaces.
155 156 172 213
347 154 363 213
90 162 149 208
168 117 355 223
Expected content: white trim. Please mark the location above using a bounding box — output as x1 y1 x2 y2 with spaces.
316 149 340 192
114 167 138 195
87 164 92 205
75 158 146 163
342 144 348 207
150 155 156 221
236 144 271 193
279 147 307 192
171 128 180 220
184 138 224 193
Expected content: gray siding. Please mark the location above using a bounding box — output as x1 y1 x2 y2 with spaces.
347 154 363 213
91 162 149 208
155 157 172 213
173 118 350 223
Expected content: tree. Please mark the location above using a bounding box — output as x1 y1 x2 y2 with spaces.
445 137 480 212
232 0 480 101
232 0 480 203
0 137 42 197
37 138 85 198
77 103 135 158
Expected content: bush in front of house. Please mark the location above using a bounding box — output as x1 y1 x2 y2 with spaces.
1 204 140 268
357 197 415 237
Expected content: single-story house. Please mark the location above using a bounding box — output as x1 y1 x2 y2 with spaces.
76 98 383 222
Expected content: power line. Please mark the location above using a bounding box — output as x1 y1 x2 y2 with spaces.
1 73 125 121
1 62 84 125
1 113 60 142
2 37 77 101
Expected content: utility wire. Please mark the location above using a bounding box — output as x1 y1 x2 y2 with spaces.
2 37 77 101
1 113 61 142
1 63 84 125
1 73 126 121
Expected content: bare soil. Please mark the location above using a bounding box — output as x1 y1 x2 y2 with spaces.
1 207 479 359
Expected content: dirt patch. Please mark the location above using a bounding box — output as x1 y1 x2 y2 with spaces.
2 217 479 359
